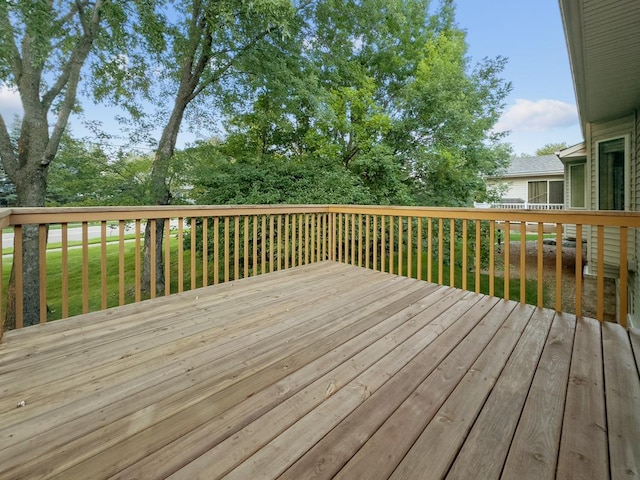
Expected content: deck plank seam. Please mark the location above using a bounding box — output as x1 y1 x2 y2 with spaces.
327 296 508 480
1 278 441 478
0 276 420 445
552 313 582 480
386 300 523 480
436 304 539 480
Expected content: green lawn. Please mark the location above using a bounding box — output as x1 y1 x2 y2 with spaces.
384 252 541 306
3 240 545 322
2 233 138 255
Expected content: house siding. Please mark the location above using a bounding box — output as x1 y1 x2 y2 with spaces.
489 175 564 204
563 160 587 239
633 109 640 326
586 116 636 279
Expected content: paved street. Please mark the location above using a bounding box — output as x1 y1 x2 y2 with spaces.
2 219 185 246
2 224 136 246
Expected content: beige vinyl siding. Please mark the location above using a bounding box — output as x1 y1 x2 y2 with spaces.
564 165 575 239
633 110 640 326
564 161 587 239
502 178 527 202
587 116 635 276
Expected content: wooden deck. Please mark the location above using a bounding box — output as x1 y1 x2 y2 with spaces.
0 261 638 479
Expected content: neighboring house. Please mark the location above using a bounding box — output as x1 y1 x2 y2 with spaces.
484 155 565 209
558 0 640 326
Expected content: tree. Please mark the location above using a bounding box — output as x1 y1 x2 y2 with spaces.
0 1 108 328
396 23 512 206
180 142 374 205
46 135 156 207
220 0 510 207
46 135 111 206
122 0 296 293
535 142 567 156
0 1 164 328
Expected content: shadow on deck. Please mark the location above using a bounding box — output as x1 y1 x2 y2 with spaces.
0 261 638 479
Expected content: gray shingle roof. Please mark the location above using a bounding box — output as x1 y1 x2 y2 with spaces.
497 154 564 178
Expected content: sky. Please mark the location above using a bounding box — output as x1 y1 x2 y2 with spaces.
454 0 582 154
0 0 583 156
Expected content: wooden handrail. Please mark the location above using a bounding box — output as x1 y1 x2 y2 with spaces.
1 205 638 330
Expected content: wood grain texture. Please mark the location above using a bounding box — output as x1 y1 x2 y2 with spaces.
390 303 535 480
602 322 640 480
446 307 555 480
556 317 608 480
0 262 635 480
501 313 576 480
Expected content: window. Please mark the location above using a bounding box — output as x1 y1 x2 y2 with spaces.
598 137 626 210
549 181 564 204
528 181 546 203
528 180 564 204
569 163 586 208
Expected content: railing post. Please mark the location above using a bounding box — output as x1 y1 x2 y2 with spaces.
150 219 157 297
164 219 171 296
14 226 23 329
489 220 495 297
619 226 628 326
372 215 378 270
519 221 526 304
417 217 422 281
461 219 467 291
119 220 125 304
449 218 455 288
82 222 89 313
504 221 510 300
537 222 543 307
597 225 604 321
575 224 582 317
555 223 563 312
39 224 47 324
100 222 107 310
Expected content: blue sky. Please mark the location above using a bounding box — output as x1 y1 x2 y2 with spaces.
0 0 582 156
455 0 582 154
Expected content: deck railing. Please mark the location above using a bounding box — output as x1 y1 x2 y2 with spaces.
1 205 639 331
474 202 565 210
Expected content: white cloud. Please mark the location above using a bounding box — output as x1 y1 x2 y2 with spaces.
495 98 578 132
0 85 23 120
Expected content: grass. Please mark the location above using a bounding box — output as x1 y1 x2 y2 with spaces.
388 251 541 306
2 238 545 322
2 233 139 255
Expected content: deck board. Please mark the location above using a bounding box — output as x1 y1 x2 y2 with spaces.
556 316 608 480
602 322 640 480
501 312 575 479
389 303 536 480
445 307 555 479
0 261 637 480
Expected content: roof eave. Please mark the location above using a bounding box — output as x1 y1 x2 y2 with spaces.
558 0 587 137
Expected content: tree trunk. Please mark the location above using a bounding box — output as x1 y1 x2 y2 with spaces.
141 98 188 294
3 164 48 330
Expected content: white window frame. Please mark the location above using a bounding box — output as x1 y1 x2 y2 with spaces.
567 162 587 209
596 135 630 211
526 179 564 205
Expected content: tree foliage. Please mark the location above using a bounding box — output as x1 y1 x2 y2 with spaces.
535 142 568 156
216 0 511 207
0 0 165 327
46 135 158 206
1 0 513 327
180 142 374 205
